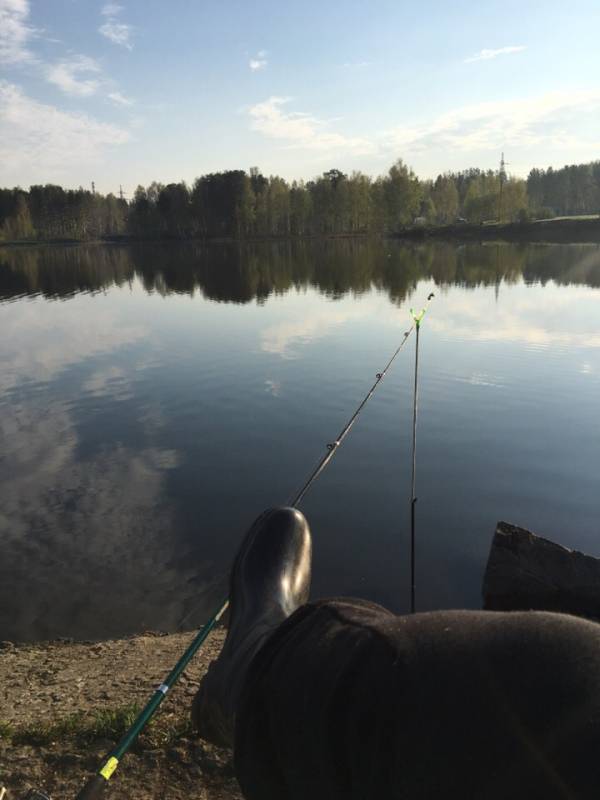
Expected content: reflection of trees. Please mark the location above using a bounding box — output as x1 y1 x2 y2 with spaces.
0 245 135 300
1 241 600 305
522 244 600 289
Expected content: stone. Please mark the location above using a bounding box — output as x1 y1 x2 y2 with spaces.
483 521 600 619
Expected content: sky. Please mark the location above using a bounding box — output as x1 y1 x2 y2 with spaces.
1 0 599 195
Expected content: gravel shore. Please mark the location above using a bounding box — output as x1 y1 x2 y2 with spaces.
0 627 242 799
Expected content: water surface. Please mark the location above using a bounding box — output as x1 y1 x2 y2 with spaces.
1 239 599 641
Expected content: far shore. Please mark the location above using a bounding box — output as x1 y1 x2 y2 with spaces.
396 215 600 243
1 215 600 249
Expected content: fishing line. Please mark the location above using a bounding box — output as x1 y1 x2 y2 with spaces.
288 326 414 507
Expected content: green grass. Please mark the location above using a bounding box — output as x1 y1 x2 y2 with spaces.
0 720 15 740
1 704 194 750
89 703 141 741
11 712 87 746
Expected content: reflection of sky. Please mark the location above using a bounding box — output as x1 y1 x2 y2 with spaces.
429 283 600 349
260 298 368 358
0 396 199 640
1 247 600 640
0 283 223 640
0 291 147 393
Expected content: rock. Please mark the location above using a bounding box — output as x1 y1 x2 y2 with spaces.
483 521 600 618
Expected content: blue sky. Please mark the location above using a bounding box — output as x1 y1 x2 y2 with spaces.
1 0 599 195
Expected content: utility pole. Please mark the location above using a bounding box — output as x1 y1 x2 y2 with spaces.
498 153 508 222
91 181 96 195
119 185 124 201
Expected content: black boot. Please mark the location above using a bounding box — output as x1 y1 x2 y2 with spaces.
192 506 312 747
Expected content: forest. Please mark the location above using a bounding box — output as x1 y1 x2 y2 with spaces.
1 159 599 243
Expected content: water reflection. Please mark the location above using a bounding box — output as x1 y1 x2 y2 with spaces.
2 240 600 306
0 378 226 641
1 240 599 642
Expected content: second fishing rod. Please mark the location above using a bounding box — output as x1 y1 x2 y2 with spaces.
409 292 434 614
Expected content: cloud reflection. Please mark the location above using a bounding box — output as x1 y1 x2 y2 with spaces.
260 306 366 358
0 399 214 641
0 295 147 393
430 287 600 349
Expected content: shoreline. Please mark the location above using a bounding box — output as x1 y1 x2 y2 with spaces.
1 216 600 249
395 215 600 244
0 627 241 799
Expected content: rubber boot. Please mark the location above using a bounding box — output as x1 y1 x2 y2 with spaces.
192 506 312 747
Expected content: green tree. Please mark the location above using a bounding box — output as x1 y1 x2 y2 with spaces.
431 175 459 223
382 160 421 231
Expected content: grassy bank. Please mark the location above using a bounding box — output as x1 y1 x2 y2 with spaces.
397 215 600 243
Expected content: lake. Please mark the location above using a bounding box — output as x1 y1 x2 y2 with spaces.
1 239 599 642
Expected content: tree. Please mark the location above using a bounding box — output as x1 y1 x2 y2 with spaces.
0 192 34 240
2 156 599 243
382 160 421 231
431 175 459 223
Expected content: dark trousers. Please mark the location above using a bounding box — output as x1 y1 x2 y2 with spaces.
234 598 600 799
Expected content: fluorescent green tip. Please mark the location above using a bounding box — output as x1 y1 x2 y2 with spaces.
410 307 426 325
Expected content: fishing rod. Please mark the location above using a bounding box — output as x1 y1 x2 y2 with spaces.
74 602 229 799
409 293 434 614
290 327 413 507
74 291 435 799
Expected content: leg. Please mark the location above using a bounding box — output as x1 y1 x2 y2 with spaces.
235 600 600 800
192 506 311 747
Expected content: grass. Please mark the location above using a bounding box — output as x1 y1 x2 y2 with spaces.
0 720 15 740
1 704 194 750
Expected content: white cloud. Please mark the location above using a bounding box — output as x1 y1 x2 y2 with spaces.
45 56 135 108
108 90 134 106
249 50 268 71
465 45 526 63
99 18 133 49
0 0 36 64
46 55 101 97
249 87 600 168
101 2 123 15
99 4 132 49
0 80 131 184
387 89 600 155
248 96 375 155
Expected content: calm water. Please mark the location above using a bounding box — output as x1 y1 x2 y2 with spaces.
1 239 599 642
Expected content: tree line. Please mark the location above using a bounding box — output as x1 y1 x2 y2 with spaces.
1 159 599 243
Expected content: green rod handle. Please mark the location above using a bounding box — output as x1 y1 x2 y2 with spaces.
75 600 228 799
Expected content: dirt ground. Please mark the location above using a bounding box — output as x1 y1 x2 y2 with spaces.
0 628 243 799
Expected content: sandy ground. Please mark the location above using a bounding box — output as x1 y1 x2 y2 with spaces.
0 628 243 799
